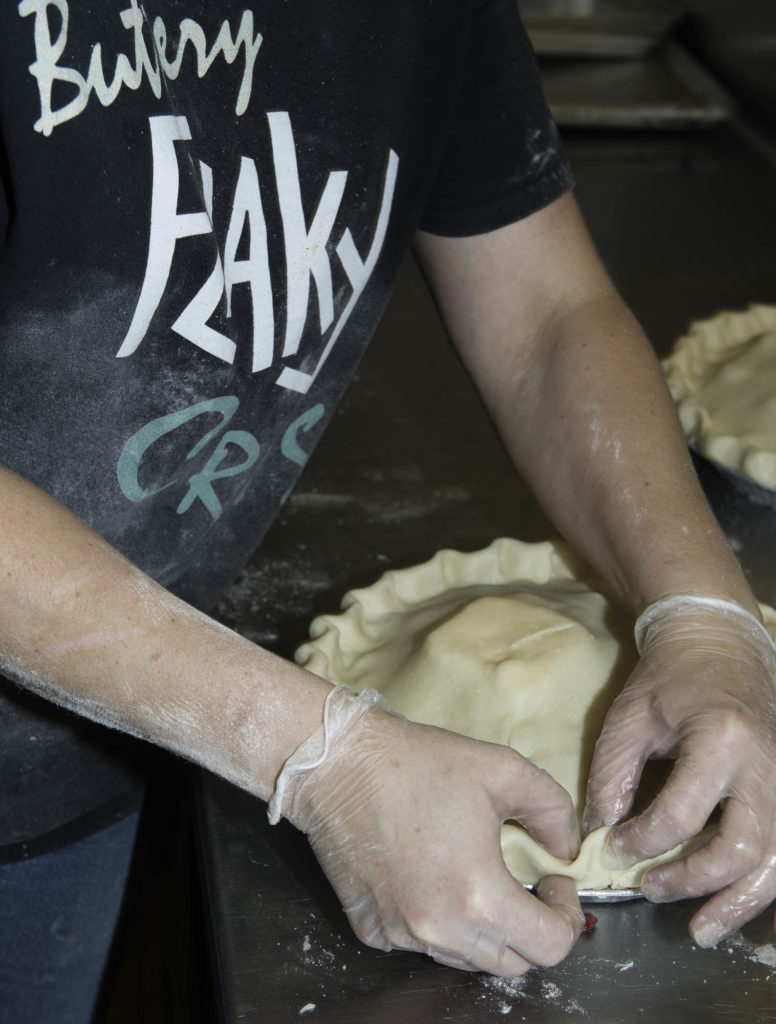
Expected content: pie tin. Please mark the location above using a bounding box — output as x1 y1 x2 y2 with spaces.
579 888 645 903
526 885 644 903
691 446 776 510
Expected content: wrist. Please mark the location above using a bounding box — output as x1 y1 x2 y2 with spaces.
267 686 391 829
634 593 775 665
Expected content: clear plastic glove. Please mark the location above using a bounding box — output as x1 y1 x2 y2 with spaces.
270 686 584 976
584 595 776 946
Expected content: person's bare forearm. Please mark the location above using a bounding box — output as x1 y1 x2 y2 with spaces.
415 195 757 618
0 466 331 800
485 290 757 616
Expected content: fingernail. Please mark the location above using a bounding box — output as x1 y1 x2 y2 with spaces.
602 831 638 870
583 808 619 833
581 810 599 833
692 919 724 949
640 878 669 903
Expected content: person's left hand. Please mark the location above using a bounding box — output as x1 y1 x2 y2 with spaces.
583 598 776 947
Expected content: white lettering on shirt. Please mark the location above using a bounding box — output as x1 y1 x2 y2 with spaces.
269 111 347 361
117 114 398 395
18 0 263 136
222 156 274 373
277 148 398 395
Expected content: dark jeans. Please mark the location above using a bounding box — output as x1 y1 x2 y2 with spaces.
0 810 140 1024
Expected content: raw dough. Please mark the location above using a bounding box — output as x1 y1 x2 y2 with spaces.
663 304 776 487
296 538 776 889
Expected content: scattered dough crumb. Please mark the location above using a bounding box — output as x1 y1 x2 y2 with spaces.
615 960 634 972
725 934 776 972
302 935 312 952
542 981 562 1002
299 1004 316 1016
482 975 527 999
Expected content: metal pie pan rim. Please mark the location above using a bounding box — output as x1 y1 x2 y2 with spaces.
525 885 645 903
579 887 644 903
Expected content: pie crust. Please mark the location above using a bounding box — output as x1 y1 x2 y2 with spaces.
296 538 776 890
662 304 776 488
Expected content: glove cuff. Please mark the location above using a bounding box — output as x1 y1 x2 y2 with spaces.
268 685 389 826
635 594 775 661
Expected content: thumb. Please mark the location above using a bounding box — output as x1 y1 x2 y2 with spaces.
583 700 656 833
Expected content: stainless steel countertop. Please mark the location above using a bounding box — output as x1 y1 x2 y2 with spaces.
197 773 776 1024
198 122 776 1022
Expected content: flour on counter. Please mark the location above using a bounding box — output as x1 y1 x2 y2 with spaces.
541 980 587 1015
481 975 527 1000
723 933 776 976
479 973 588 1017
295 919 347 974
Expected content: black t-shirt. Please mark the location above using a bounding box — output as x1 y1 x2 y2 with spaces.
0 0 573 857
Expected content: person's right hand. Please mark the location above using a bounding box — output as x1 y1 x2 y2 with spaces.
583 596 776 948
279 695 584 976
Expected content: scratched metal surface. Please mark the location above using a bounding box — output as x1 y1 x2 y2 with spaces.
201 121 776 1022
197 773 776 1024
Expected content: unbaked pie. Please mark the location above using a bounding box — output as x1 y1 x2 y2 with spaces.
663 304 776 490
296 539 776 890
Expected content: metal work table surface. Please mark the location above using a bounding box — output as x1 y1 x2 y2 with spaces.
198 122 776 1023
